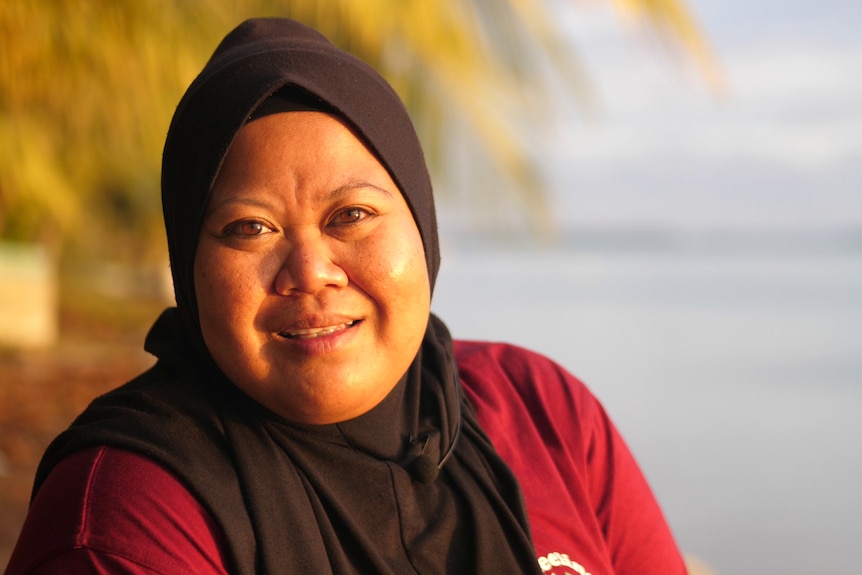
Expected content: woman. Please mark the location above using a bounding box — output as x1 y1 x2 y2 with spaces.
5 18 687 575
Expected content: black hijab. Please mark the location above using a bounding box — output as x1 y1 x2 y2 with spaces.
161 17 440 350
34 18 541 574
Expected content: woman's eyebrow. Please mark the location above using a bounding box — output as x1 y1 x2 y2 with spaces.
205 181 395 216
204 196 274 216
330 181 395 200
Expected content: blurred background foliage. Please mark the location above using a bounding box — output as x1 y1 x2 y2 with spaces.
0 0 714 264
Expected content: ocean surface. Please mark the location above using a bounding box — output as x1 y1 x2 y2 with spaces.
430 244 862 575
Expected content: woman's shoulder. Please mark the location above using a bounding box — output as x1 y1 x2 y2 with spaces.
5 446 229 574
29 360 240 523
452 339 606 443
453 339 579 375
453 340 688 575
453 339 594 403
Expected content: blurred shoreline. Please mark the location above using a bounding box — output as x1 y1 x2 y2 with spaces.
440 225 862 257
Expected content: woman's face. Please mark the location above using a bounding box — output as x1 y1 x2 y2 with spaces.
194 111 431 424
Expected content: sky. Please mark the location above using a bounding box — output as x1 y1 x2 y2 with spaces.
541 0 862 232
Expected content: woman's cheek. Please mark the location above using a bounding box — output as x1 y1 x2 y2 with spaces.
359 231 424 288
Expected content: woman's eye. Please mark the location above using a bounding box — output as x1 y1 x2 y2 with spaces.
331 207 372 226
223 220 273 237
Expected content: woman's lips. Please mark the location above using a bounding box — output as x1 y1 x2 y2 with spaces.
278 320 359 339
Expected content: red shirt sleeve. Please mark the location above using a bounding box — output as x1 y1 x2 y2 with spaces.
455 340 687 575
5 446 230 575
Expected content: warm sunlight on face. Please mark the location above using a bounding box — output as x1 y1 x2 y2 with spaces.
194 111 431 424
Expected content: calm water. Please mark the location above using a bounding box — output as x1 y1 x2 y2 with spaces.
431 247 862 575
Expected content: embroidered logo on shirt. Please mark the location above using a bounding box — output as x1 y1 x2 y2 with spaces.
537 551 591 575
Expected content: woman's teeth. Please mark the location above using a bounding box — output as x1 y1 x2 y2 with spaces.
281 320 356 339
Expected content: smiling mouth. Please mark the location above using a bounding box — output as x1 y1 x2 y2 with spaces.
278 320 360 340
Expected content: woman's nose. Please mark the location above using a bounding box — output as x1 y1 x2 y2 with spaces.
273 238 348 295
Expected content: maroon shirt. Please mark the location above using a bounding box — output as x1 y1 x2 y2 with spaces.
5 342 685 574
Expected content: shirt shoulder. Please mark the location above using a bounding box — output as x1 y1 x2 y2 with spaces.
453 339 603 435
5 446 229 575
453 340 687 575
